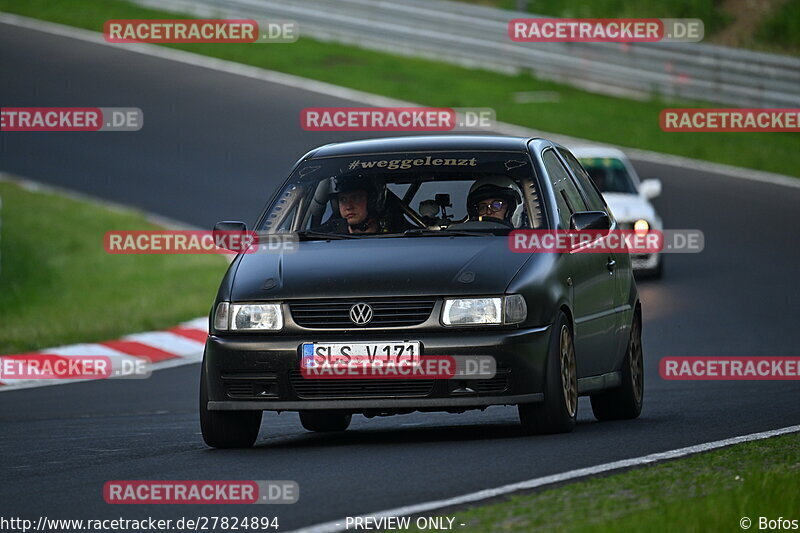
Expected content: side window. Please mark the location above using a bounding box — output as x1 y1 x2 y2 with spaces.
277 205 298 231
558 148 608 213
552 184 572 228
543 149 587 227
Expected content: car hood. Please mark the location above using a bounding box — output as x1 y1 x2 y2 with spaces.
603 193 658 224
230 237 531 301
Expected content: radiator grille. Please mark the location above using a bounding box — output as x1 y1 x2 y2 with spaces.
290 370 434 399
290 298 435 328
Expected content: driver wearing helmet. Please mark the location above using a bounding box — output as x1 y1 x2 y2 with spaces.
467 177 524 228
314 175 405 234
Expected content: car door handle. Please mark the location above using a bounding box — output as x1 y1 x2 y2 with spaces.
607 259 616 271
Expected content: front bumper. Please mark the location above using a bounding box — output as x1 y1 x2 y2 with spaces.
203 326 551 412
631 252 660 272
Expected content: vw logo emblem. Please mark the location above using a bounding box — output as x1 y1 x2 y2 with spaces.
349 303 373 325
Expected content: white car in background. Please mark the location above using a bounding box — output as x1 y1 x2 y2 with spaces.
571 147 664 278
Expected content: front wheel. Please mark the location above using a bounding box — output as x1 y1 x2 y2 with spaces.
518 311 577 435
299 411 352 432
200 364 262 448
590 310 644 420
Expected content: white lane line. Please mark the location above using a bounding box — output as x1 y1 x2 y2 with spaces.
1 12 798 190
289 424 800 533
0 173 204 230
0 14 408 108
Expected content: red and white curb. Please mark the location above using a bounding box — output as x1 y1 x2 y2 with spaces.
0 317 207 392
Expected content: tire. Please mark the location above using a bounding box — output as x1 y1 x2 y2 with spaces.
590 310 644 421
518 311 577 435
299 411 352 432
199 364 262 448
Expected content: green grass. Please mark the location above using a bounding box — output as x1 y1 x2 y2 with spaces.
403 432 800 532
1 0 798 178
756 1 800 56
0 179 227 354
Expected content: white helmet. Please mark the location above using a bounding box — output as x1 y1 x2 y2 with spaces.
467 177 524 227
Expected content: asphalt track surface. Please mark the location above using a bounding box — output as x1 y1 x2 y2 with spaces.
2 22 800 530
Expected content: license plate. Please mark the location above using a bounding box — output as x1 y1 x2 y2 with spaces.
301 342 420 368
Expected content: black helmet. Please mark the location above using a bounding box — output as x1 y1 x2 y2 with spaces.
467 177 523 225
329 175 387 217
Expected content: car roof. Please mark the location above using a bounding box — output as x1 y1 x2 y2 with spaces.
568 146 630 160
309 135 534 158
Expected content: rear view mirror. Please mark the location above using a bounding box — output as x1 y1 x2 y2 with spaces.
213 221 248 251
570 211 610 231
639 179 662 199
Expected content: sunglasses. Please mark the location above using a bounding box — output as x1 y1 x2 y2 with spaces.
476 200 506 214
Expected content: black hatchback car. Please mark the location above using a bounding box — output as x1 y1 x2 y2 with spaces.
200 136 644 448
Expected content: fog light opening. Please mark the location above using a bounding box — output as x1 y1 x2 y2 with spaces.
450 380 476 395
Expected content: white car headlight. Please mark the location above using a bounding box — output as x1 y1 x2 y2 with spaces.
226 303 283 331
442 295 527 326
633 219 650 233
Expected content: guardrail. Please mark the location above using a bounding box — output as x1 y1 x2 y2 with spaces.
133 0 800 107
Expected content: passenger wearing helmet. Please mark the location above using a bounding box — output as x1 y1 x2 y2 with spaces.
337 188 377 233
313 175 409 234
467 177 524 228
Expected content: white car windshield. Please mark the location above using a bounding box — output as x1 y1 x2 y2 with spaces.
579 157 638 194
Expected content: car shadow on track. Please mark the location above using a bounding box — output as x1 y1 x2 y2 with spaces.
244 416 649 450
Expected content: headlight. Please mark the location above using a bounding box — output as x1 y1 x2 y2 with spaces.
633 219 650 233
220 303 284 331
213 302 230 331
504 294 527 324
442 295 526 326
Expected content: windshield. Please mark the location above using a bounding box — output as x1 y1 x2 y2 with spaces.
578 157 638 194
258 151 544 237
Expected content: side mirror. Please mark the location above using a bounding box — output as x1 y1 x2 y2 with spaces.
570 211 610 231
639 179 662 200
213 221 248 251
